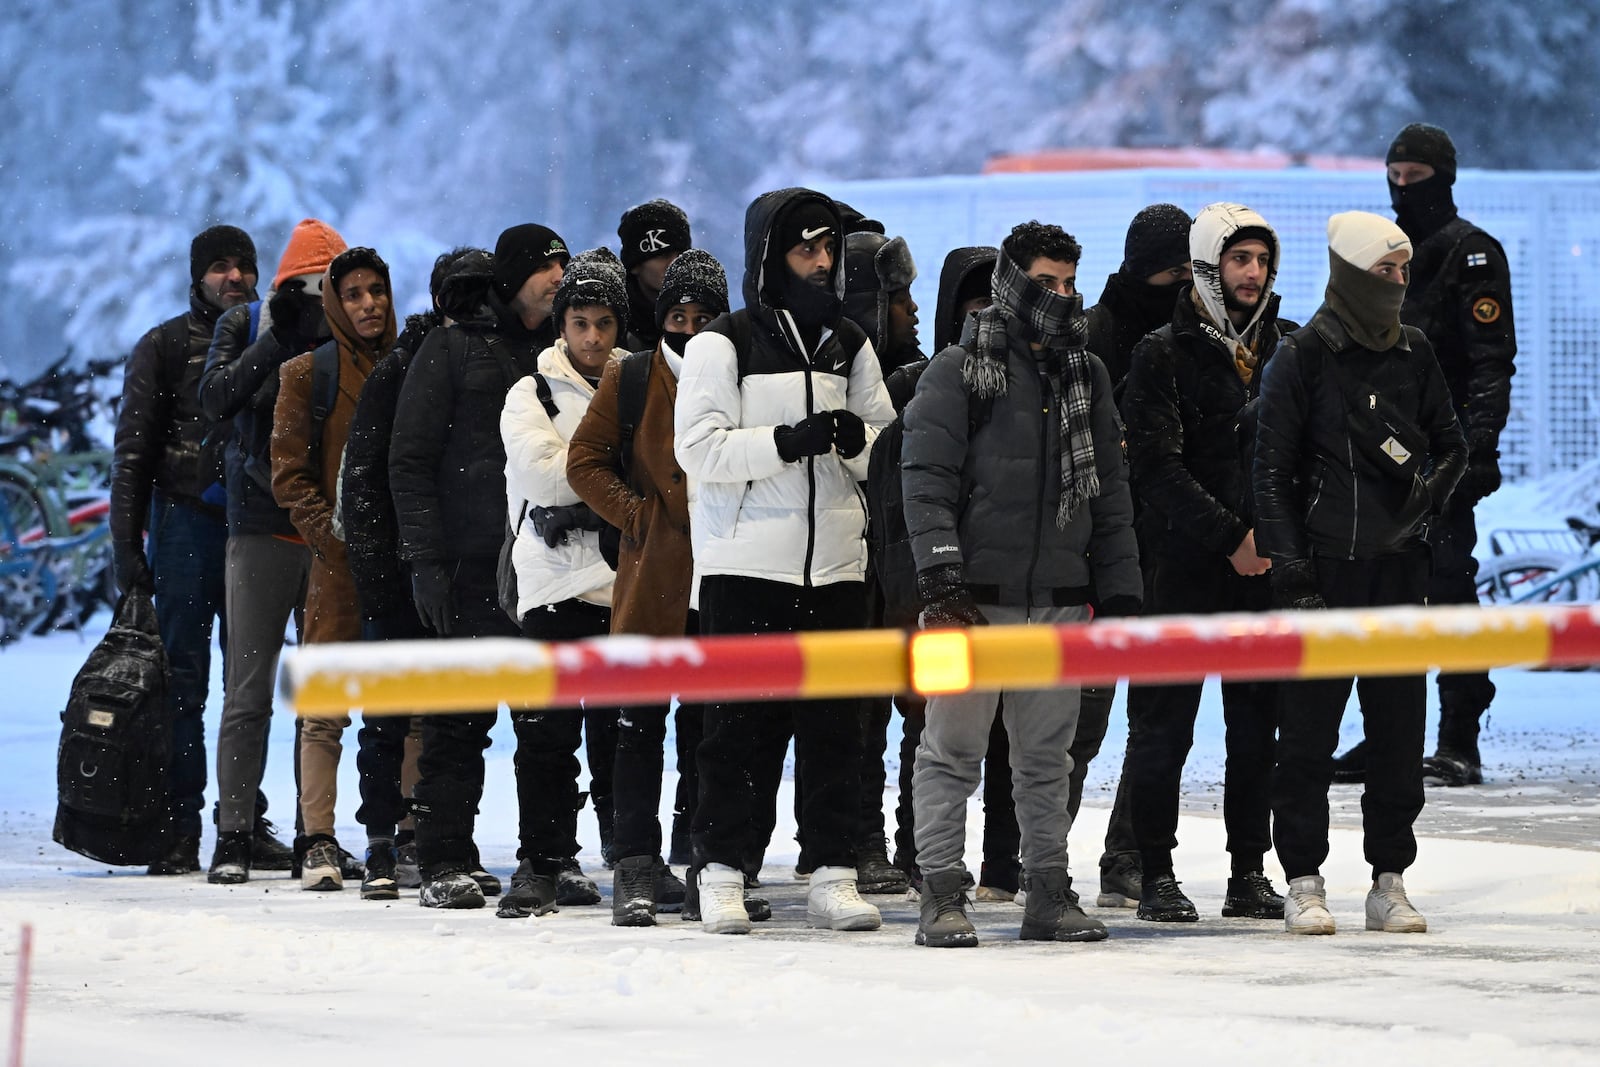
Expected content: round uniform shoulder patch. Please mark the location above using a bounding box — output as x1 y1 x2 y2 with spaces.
1472 297 1502 325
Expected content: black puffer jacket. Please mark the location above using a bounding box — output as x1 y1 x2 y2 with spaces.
341 314 438 621
1085 270 1184 392
1401 216 1516 448
1122 291 1296 561
1254 307 1466 562
111 288 239 542
198 303 301 537
390 273 550 564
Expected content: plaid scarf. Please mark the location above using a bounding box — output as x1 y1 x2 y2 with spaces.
962 247 1101 527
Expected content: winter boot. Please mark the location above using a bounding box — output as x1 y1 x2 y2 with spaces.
361 841 400 901
1096 852 1142 909
1284 874 1336 935
698 863 752 935
394 834 421 889
496 858 558 918
147 833 201 876
207 830 251 885
806 866 882 931
1222 870 1285 919
300 835 344 891
1330 740 1368 785
1020 868 1108 942
556 857 601 905
1137 874 1198 922
611 855 658 927
250 819 295 871
655 861 687 913
915 869 978 948
420 869 486 910
1425 708 1484 786
855 836 910 895
1365 872 1427 933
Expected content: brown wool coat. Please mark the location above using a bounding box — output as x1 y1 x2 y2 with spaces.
270 278 394 644
567 346 693 637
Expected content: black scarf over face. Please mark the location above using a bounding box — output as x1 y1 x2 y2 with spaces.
1325 251 1407 352
774 265 842 330
1390 174 1457 241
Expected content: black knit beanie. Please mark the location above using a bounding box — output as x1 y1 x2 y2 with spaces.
1386 123 1458 185
552 248 630 330
493 223 570 301
617 199 691 270
1122 204 1192 279
655 248 730 329
190 225 257 285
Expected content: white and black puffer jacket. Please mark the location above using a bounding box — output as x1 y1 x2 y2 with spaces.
501 340 625 617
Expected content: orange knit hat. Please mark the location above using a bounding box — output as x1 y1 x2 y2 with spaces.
273 218 348 289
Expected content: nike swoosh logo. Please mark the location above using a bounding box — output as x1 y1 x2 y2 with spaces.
1386 239 1407 250
801 225 831 241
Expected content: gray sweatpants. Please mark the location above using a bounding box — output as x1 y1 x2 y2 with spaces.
912 603 1087 876
216 534 310 832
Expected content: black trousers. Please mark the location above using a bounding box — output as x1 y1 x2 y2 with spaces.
1126 552 1278 877
355 611 426 836
412 558 517 877
612 612 703 862
1068 683 1139 873
693 575 866 872
1274 550 1428 881
517 599 619 870
1428 498 1495 741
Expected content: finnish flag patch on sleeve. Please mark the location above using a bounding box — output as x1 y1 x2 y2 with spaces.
1465 252 1488 268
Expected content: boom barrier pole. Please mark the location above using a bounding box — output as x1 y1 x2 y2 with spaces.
281 604 1600 718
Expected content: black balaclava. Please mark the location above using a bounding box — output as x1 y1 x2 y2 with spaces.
1386 123 1459 241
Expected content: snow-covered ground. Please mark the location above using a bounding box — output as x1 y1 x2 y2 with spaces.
4 506 1600 1064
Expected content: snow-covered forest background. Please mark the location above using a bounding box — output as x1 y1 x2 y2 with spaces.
4 0 1597 374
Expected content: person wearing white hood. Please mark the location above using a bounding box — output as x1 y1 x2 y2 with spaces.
497 248 631 919
1120 202 1297 925
1253 211 1465 935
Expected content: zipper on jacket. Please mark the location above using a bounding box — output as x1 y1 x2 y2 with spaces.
1345 427 1358 558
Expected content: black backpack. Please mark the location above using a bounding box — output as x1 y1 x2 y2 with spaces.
866 357 993 627
53 590 172 865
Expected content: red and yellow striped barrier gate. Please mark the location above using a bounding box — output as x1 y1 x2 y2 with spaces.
281 604 1600 718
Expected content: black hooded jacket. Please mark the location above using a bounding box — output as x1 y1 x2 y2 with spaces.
1085 270 1185 393
932 246 997 353
389 260 552 564
111 286 242 543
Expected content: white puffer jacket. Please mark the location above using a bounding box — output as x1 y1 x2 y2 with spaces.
501 340 625 618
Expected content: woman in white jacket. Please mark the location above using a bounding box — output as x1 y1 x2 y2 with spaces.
496 249 630 919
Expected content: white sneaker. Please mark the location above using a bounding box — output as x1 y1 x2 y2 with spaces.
1284 874 1335 935
698 864 751 935
806 866 882 931
1366 872 1427 933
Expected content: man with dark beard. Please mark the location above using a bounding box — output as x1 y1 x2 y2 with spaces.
1120 202 1294 925
1333 124 1516 789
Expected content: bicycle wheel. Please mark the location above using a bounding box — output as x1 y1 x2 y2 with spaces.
0 474 49 550
1475 551 1580 604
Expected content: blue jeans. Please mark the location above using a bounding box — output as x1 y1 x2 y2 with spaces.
146 492 228 838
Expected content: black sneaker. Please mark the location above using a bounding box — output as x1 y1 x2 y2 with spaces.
497 859 558 918
1096 853 1142 909
1137 874 1199 922
362 843 400 901
338 846 366 881
1331 741 1368 784
857 837 910 895
147 834 201 876
247 819 294 871
420 870 486 910
1221 870 1285 919
655 861 687 913
556 857 601 905
394 839 421 889
612 856 657 927
207 830 251 885
1423 748 1484 787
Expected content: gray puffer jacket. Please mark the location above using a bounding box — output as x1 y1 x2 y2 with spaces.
901 334 1141 607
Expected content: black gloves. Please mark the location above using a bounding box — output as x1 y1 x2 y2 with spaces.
411 561 454 636
916 562 987 629
1271 558 1327 611
530 504 605 548
774 412 837 463
1095 595 1142 619
112 539 154 596
267 285 328 355
831 409 866 459
1454 447 1502 505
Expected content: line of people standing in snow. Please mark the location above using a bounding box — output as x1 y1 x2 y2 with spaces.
107 121 1514 944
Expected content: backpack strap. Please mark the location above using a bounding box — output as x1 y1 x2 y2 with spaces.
531 372 559 419
307 341 340 476
615 349 653 485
